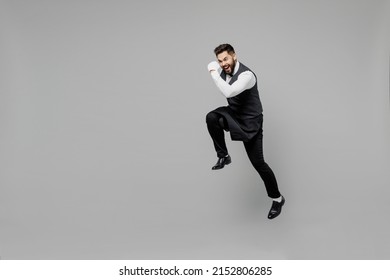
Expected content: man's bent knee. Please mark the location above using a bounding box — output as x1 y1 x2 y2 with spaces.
206 111 219 124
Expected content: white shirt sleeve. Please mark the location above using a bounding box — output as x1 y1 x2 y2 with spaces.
210 68 256 98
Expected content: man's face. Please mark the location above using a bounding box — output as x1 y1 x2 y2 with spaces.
217 51 237 75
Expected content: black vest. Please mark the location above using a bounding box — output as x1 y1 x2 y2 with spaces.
220 62 263 120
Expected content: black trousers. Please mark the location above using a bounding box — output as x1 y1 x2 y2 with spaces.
206 111 281 199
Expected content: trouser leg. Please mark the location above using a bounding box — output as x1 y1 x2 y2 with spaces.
206 111 228 158
243 125 281 199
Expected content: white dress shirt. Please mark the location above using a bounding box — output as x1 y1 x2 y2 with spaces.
208 61 256 98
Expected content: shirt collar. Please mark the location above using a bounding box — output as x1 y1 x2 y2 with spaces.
230 61 240 76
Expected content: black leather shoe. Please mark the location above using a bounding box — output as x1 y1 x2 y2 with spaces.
211 155 231 170
268 196 285 219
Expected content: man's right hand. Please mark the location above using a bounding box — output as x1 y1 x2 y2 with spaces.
207 61 220 72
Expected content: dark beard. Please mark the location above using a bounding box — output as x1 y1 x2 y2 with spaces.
223 60 236 75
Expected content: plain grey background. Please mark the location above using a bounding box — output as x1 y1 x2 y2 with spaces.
1 0 389 259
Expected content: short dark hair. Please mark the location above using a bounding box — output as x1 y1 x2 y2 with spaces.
214 44 235 56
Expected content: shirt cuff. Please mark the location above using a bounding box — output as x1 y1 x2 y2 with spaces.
210 69 220 80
